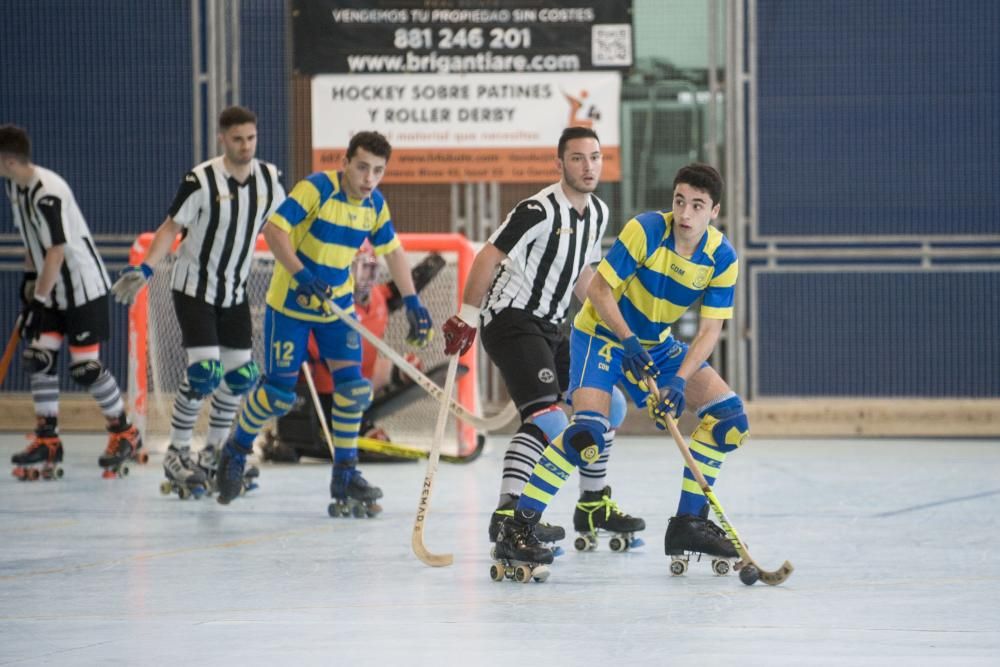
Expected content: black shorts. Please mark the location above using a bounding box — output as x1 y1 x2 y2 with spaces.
480 308 569 418
173 291 252 349
38 294 110 346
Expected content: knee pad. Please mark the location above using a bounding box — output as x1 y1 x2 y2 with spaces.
700 395 749 450
333 378 373 414
23 347 57 375
527 404 569 442
223 360 260 395
609 386 628 429
253 380 297 419
559 411 609 467
70 359 104 388
185 359 223 399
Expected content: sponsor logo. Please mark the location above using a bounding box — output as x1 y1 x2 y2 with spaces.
74 331 90 342
538 368 555 384
670 263 685 276
524 202 543 212
556 226 574 236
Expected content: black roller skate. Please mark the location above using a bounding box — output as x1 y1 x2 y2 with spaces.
328 459 382 518
216 441 257 505
664 505 739 577
11 417 64 481
99 416 147 479
490 515 554 583
573 486 645 552
159 445 208 499
488 495 566 555
198 443 258 498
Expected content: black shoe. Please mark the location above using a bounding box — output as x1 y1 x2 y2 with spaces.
494 517 555 565
216 442 250 505
573 486 646 534
664 511 738 559
488 495 565 543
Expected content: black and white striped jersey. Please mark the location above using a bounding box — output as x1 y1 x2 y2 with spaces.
483 182 609 327
167 156 285 307
5 166 111 309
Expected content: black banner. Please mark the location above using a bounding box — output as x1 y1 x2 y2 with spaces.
292 0 633 75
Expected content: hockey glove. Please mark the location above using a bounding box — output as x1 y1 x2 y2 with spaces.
111 263 153 305
20 297 47 342
404 294 434 348
293 268 333 312
442 304 479 356
647 375 687 429
621 335 658 391
19 271 37 306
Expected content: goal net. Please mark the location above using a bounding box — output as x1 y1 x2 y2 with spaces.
127 233 480 456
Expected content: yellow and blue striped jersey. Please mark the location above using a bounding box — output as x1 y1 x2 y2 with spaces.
574 210 738 345
266 170 401 322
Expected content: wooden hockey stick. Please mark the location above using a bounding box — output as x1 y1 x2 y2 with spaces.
300 362 339 460
318 298 516 431
648 377 794 586
412 354 459 567
0 316 23 388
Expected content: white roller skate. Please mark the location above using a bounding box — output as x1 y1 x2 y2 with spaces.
159 445 208 499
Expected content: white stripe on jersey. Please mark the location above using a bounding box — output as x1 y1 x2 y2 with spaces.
5 166 110 309
168 156 285 307
482 182 609 327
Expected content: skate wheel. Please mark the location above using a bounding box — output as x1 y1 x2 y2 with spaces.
531 566 550 583
136 452 149 464
669 558 688 576
489 563 505 582
609 536 626 553
101 469 115 479
120 465 130 477
327 503 338 518
178 487 191 500
351 504 366 519
27 468 40 481
574 536 589 552
160 481 172 495
513 565 532 583
712 559 731 576
54 467 64 479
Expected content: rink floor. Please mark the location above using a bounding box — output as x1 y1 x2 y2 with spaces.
0 433 998 666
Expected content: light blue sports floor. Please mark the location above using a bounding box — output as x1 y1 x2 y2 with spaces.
1 433 998 666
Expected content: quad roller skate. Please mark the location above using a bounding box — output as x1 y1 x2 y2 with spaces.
215 441 259 504
664 506 740 577
11 418 64 481
573 486 646 552
198 444 258 498
490 516 554 583
98 418 147 479
489 495 566 556
328 459 382 518
159 445 208 499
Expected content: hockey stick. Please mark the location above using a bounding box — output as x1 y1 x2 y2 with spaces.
648 377 794 586
0 316 22 388
300 362 340 461
319 298 517 431
412 354 459 567
358 434 485 464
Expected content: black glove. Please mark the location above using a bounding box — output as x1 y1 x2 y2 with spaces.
20 297 47 342
19 271 37 306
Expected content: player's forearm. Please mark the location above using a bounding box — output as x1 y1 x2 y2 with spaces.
34 245 65 300
385 247 417 297
587 272 633 343
574 264 596 303
675 320 723 381
460 243 505 308
262 221 304 275
142 217 182 269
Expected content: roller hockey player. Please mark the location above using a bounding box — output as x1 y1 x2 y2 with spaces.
1 124 146 481
217 131 433 507
444 127 646 564
497 163 748 579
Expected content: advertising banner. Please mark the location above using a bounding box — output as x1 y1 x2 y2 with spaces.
310 72 621 183
293 0 633 75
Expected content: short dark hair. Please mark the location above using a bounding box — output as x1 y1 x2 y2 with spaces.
0 125 31 161
673 163 724 205
218 106 257 131
347 131 392 161
557 127 600 159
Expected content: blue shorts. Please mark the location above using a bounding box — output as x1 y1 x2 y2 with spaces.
568 328 709 409
263 307 363 384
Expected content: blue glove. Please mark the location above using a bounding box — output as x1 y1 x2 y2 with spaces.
293 268 332 311
621 335 658 391
647 375 687 429
403 294 434 348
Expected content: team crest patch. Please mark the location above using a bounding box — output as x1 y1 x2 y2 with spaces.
346 332 361 350
581 445 599 464
692 268 712 289
538 368 555 383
